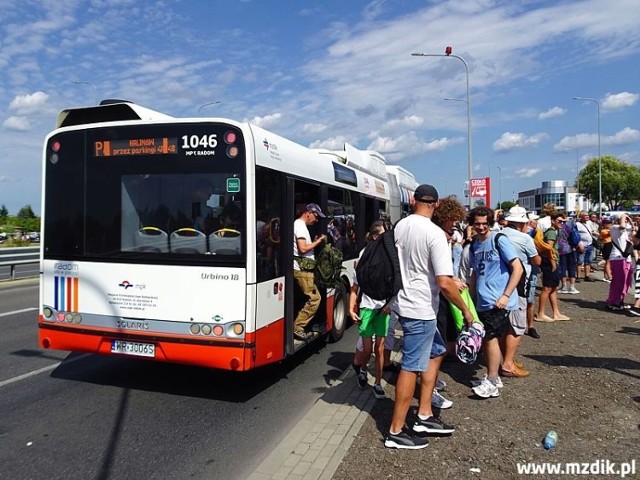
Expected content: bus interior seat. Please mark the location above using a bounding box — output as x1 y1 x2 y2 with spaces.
134 227 169 253
169 228 207 254
209 229 241 255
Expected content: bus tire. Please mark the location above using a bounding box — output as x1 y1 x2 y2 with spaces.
329 282 347 343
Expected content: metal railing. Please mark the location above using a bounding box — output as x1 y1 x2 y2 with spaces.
0 247 40 281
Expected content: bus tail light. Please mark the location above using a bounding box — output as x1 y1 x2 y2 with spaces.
189 324 201 335
231 323 244 336
224 131 236 144
212 325 224 336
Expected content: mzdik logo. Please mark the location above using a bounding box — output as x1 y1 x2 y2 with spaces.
119 280 134 289
263 138 270 150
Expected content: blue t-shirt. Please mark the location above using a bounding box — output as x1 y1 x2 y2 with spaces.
470 232 519 312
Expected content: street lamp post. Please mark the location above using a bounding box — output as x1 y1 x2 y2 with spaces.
71 80 97 104
572 96 601 217
497 166 502 209
412 47 472 207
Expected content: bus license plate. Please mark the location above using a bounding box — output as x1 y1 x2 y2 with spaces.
111 340 155 358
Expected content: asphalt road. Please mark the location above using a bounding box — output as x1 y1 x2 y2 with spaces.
0 280 357 480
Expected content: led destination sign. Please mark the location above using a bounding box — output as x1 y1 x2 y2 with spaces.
94 137 178 157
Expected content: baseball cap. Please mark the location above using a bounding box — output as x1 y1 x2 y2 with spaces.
305 203 326 218
414 184 439 203
504 206 529 223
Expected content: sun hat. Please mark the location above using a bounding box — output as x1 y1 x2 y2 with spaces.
527 211 540 220
504 206 529 223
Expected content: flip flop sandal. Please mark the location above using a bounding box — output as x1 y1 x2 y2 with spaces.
554 315 571 321
500 365 530 377
535 315 555 323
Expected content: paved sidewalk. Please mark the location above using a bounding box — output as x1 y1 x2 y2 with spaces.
248 346 401 480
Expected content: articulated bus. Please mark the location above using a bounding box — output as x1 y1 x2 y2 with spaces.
38 100 415 371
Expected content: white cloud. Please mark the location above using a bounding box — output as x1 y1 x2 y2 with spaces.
309 136 351 150
606 127 640 146
3 116 31 131
554 127 640 151
303 123 327 134
515 167 541 178
385 115 424 128
538 107 566 120
493 132 549 152
248 113 282 128
9 91 49 115
601 91 639 111
367 133 464 159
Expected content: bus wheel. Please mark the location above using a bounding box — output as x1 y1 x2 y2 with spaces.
329 282 347 342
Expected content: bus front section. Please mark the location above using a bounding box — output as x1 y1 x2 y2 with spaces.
39 119 258 371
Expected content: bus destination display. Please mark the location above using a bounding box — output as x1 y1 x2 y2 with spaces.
94 137 178 157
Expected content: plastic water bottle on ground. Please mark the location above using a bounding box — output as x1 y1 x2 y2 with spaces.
543 430 558 449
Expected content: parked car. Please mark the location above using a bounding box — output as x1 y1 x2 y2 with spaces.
28 232 40 243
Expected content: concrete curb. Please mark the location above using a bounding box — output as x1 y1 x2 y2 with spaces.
248 339 402 480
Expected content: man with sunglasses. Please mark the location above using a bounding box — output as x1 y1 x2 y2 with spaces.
293 203 327 340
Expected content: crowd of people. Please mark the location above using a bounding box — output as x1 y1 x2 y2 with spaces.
347 189 640 450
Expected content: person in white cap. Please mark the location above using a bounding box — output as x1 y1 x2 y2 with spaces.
499 207 541 376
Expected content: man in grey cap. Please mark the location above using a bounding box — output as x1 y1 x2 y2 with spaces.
293 203 327 340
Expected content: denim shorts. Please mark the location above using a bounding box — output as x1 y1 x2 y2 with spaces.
577 244 594 265
429 328 447 359
399 316 436 372
527 273 538 304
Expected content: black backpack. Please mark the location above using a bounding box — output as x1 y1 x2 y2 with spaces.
355 230 403 302
471 232 527 298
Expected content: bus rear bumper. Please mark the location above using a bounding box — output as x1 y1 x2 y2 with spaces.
39 318 286 371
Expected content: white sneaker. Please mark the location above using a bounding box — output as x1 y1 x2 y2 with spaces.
470 374 504 389
431 389 453 409
435 378 447 391
558 287 569 294
569 287 580 294
472 378 500 398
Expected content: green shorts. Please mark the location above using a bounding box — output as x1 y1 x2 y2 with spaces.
358 308 390 338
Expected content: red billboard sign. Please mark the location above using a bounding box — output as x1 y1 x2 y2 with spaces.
470 177 490 207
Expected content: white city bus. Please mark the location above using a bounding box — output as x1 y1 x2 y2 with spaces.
38 100 411 371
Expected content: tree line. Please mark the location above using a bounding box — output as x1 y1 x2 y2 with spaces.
0 204 41 235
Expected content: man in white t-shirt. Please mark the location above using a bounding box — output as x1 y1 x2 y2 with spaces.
293 203 327 340
384 185 474 450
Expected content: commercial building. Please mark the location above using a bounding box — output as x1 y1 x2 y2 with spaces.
517 180 590 214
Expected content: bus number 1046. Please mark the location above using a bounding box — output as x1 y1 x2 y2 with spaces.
181 134 218 149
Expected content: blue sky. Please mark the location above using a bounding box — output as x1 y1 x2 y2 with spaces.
1 0 639 215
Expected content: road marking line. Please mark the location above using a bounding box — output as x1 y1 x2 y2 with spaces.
0 307 38 318
0 354 89 388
